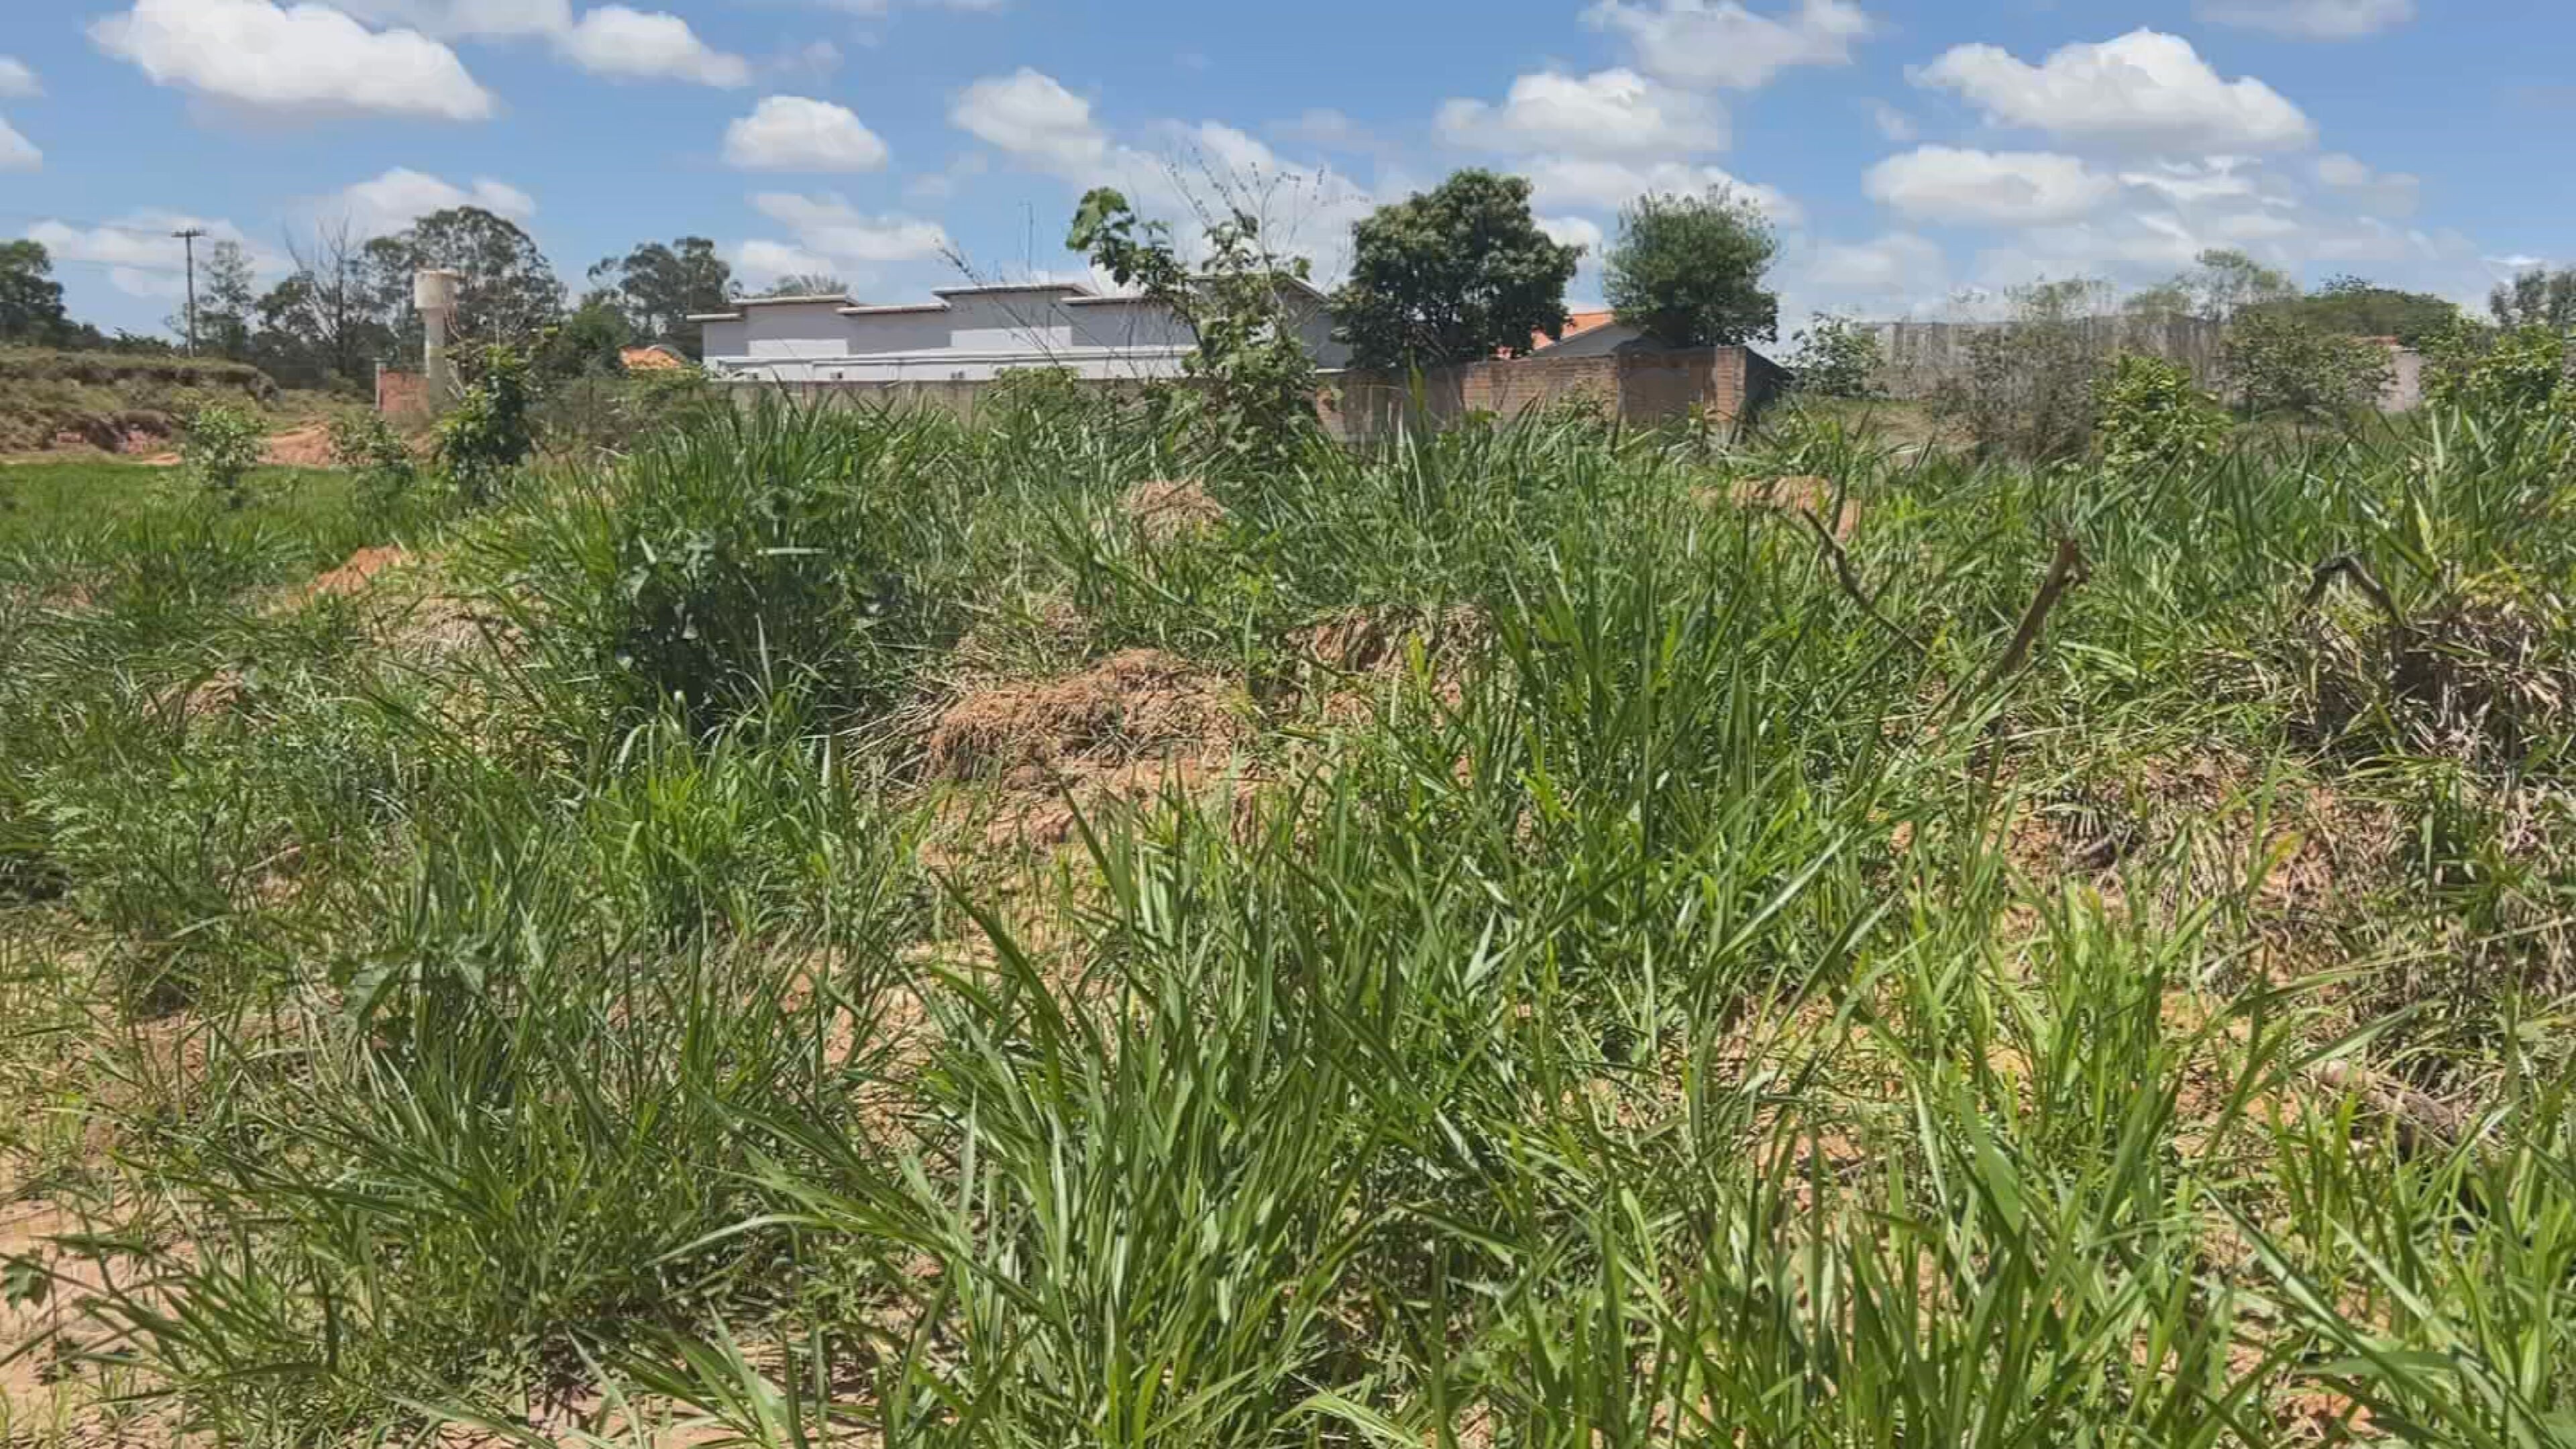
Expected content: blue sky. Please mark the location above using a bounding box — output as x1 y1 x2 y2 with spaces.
1 0 2566 337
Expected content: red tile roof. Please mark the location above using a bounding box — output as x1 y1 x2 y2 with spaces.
1513 309 1618 356
621 345 688 373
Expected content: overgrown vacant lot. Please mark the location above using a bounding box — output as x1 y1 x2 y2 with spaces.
3 398 2573 1447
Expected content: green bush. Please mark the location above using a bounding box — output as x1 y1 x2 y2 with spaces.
478 401 927 727
1785 314 1884 400
1935 282 2113 460
180 403 265 507
2220 311 2393 420
2427 323 2573 416
2094 354 2231 479
327 411 418 511
434 344 536 502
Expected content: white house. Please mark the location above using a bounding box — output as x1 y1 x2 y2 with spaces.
692 280 1348 384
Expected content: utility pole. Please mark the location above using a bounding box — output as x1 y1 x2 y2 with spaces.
173 227 207 356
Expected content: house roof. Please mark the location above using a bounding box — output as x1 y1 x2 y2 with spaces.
1525 309 1619 354
620 345 688 373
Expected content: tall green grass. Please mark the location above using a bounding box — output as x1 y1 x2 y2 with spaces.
2 401 2572 1446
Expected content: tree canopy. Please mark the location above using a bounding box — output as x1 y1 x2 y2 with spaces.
2491 267 2576 333
364 207 564 354
1603 187 1780 349
0 240 70 345
1333 170 1582 370
590 238 735 358
762 274 851 299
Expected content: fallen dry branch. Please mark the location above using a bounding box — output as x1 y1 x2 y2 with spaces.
1978 537 2091 697
1799 506 1930 659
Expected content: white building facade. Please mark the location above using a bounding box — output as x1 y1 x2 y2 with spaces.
693 281 1348 384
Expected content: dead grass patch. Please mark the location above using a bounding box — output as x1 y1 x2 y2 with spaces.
1118 479 1226 545
925 650 1256 853
1711 474 1860 542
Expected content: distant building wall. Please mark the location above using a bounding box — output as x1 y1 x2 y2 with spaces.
1320 345 1780 441
727 345 1782 438
2380 343 2426 413
1862 316 2227 398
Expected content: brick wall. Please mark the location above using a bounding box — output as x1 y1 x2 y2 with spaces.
376 366 431 420
1320 345 1776 441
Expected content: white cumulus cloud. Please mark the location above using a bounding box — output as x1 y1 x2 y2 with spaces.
725 97 890 172
1804 231 1945 294
556 6 749 86
1436 68 1726 158
2196 0 2413 39
1864 146 2116 225
1583 0 1872 90
951 68 1108 175
749 193 951 265
331 168 537 235
90 0 495 121
1914 30 2316 154
25 211 284 300
0 117 36 172
732 239 844 291
2313 152 2420 215
1539 215 1607 256
0 58 38 99
1523 156 1802 225
329 0 748 86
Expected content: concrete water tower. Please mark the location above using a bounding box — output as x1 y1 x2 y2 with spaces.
415 268 466 405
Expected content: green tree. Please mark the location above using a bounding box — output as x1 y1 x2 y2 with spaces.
169 239 259 358
1069 187 1318 466
2271 275 2460 345
590 238 735 358
1784 314 1884 398
2184 248 2298 321
2490 267 2576 333
537 292 635 380
364 207 564 355
762 274 849 299
0 240 69 344
249 219 394 390
1603 186 1780 349
1333 170 1582 370
2220 311 2393 419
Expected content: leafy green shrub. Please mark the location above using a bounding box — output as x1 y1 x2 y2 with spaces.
2220 311 2393 419
434 344 535 503
1935 282 2113 460
180 403 265 507
480 401 926 727
535 363 724 462
2426 323 2573 416
2094 354 2231 478
1069 189 1319 470
1785 314 1884 399
327 411 418 511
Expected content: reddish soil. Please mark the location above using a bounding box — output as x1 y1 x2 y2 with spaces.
259 423 336 469
301 545 412 603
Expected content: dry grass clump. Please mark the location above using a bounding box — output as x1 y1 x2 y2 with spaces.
1705 473 1862 541
928 649 1246 781
925 649 1256 849
1118 478 1228 545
